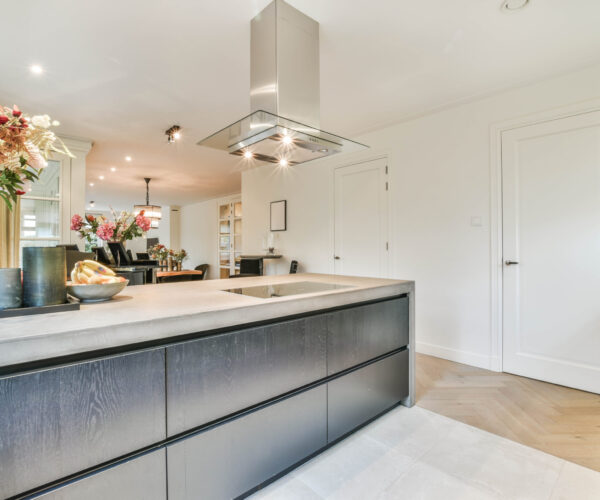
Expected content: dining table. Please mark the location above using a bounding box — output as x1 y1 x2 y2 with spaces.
155 269 204 283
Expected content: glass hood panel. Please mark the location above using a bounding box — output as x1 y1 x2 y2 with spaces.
197 110 367 166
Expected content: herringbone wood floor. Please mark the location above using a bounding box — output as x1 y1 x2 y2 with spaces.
416 353 600 471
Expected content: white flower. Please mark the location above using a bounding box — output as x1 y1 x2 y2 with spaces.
26 143 48 169
31 114 51 129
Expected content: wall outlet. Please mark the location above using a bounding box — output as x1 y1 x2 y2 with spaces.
470 216 483 227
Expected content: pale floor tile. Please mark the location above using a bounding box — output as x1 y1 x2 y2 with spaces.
291 432 415 499
550 461 600 500
248 473 321 500
376 461 500 500
365 405 459 459
248 406 600 500
418 417 564 500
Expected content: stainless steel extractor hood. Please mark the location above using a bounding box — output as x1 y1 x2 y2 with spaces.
197 0 367 166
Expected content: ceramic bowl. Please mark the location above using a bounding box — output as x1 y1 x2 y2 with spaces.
66 280 129 303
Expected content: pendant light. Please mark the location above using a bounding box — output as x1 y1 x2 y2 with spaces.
133 178 162 228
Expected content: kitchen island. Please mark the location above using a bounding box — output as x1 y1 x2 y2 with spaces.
0 273 414 500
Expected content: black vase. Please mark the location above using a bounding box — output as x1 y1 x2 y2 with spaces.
0 268 23 310
22 247 67 307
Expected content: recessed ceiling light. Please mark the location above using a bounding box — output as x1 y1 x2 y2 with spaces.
30 64 44 75
125 156 132 162
110 167 117 172
501 0 529 11
243 151 253 159
282 135 293 145
279 158 288 167
99 175 105 180
89 182 94 187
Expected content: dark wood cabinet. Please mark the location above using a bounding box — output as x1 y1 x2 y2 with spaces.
327 297 409 375
328 350 409 442
167 385 327 500
34 449 167 500
2 295 411 498
0 350 166 499
166 314 327 435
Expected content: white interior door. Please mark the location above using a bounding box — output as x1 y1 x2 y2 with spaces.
502 111 600 393
334 158 389 277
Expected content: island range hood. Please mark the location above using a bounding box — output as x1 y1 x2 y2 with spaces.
197 0 367 166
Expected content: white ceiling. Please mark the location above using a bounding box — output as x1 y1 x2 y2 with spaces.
3 0 600 210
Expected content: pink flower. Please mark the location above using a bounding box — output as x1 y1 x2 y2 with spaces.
96 222 116 241
70 214 84 231
135 214 151 232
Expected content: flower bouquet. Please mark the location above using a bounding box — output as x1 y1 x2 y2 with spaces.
71 209 152 244
0 105 73 209
174 249 188 263
148 243 169 261
174 249 188 271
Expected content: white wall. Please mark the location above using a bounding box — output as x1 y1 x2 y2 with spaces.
180 199 218 279
242 63 600 370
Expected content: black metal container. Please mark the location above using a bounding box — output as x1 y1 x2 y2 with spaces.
0 268 23 310
23 247 67 307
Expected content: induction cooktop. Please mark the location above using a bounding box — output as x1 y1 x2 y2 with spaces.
224 281 352 299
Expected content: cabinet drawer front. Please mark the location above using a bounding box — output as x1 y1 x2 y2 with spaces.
0 350 166 499
168 385 327 500
167 315 327 435
327 297 409 375
328 350 409 442
32 449 167 500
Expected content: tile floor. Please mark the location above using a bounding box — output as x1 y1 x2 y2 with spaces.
248 406 600 500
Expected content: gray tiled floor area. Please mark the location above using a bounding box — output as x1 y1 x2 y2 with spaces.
249 406 600 500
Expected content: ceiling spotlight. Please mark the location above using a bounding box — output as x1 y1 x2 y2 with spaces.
99 175 104 180
89 182 94 187
501 0 529 11
279 158 288 167
125 156 132 162
166 125 182 143
282 135 293 145
30 64 44 75
243 150 253 159
110 167 117 172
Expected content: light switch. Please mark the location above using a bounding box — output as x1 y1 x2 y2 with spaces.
470 216 483 227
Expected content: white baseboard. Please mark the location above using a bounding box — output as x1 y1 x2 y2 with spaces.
416 342 496 371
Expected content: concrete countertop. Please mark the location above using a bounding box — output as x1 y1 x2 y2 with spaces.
0 273 414 369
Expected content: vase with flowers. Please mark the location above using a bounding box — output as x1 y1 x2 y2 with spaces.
174 249 188 271
0 105 73 210
0 104 73 310
71 209 152 266
149 244 169 267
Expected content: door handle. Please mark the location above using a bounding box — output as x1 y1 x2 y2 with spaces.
505 260 519 266
334 256 341 260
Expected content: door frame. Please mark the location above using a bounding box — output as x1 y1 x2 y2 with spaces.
329 152 392 277
489 98 600 373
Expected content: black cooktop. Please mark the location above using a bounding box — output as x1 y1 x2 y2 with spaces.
224 281 352 299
